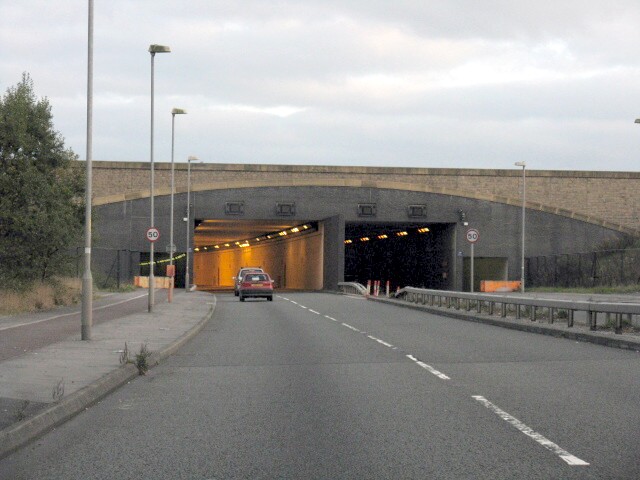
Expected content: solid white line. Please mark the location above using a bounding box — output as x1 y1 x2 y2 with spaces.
324 315 337 322
309 309 320 315
341 323 360 332
0 294 147 332
406 354 450 380
367 335 394 348
472 396 589 466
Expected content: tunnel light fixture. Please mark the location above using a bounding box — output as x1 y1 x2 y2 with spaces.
396 231 408 237
279 231 288 236
194 247 200 252
344 239 353 244
291 227 300 233
303 225 309 229
224 243 230 247
377 234 388 240
203 247 208 250
235 241 240 245
214 245 220 249
239 242 250 248
360 237 370 242
417 227 430 233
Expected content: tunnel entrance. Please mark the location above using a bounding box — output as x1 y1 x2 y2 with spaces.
344 222 455 291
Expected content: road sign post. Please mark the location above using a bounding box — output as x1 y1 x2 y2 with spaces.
466 229 479 292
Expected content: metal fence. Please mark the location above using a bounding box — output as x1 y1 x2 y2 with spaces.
527 248 640 288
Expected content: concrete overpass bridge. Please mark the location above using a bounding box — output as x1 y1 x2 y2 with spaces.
88 161 640 291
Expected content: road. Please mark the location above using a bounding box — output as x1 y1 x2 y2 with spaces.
1 292 639 479
0 290 163 362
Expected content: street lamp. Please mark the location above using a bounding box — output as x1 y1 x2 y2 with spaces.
148 44 170 313
169 108 187 268
81 0 94 340
185 155 199 292
515 161 526 292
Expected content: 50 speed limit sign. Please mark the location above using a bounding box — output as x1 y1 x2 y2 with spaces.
466 228 480 244
146 227 160 242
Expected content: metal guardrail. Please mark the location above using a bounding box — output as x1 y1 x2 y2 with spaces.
395 287 640 335
337 282 369 296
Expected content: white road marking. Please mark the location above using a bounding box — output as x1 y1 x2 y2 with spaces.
281 297 289 301
406 354 450 380
341 323 360 332
299 305 308 309
0 294 148 332
472 396 589 466
309 309 320 315
290 301 298 305
367 335 394 348
324 315 337 322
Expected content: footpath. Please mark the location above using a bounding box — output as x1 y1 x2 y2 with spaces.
0 290 215 460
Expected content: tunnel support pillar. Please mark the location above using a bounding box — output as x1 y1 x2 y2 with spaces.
322 215 345 291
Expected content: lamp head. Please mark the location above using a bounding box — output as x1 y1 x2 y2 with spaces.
635 119 640 124
188 155 199 162
172 108 187 115
149 44 171 54
514 161 526 167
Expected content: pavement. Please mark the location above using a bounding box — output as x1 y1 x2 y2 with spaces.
0 289 215 460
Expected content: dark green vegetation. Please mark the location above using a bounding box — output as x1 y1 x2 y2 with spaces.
0 73 84 287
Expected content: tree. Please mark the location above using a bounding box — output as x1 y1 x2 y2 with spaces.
0 73 84 285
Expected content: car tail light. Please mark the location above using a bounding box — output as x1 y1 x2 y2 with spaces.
241 282 252 287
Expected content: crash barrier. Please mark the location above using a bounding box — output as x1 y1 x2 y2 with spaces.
134 276 172 289
337 282 369 296
395 287 640 335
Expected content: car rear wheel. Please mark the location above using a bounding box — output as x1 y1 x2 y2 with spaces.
267 296 273 301
239 295 245 302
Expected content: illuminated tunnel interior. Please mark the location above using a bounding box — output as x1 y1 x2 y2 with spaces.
344 222 455 291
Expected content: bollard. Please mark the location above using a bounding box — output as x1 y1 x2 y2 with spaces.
386 280 390 297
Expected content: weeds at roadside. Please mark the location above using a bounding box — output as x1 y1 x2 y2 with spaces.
52 378 65 402
15 400 29 422
118 342 152 375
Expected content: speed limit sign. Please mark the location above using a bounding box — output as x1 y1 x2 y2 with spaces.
466 228 479 244
146 227 160 242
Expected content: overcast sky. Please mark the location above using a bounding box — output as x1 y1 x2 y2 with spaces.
2 1 640 171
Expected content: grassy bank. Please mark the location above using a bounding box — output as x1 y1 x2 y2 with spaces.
0 278 82 316
529 284 640 295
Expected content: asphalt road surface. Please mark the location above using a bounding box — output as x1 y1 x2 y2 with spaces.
1 292 639 479
0 290 162 362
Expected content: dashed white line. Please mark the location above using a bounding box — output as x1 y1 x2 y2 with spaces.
341 323 360 332
309 309 320 315
324 315 337 322
472 396 589 466
290 301 298 305
406 354 450 380
367 335 394 348
299 305 308 309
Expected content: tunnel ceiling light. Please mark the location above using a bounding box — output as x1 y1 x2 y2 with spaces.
397 231 408 236
279 231 288 236
194 247 200 252
377 234 388 239
224 243 230 247
291 227 300 233
418 227 430 233
214 245 219 249
360 237 370 242
303 225 309 229
344 239 353 244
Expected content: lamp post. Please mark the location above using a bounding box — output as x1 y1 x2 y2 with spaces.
169 108 187 267
185 155 199 292
515 161 526 292
81 0 94 340
148 44 171 313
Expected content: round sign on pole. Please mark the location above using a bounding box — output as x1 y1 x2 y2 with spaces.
146 227 160 242
466 228 480 244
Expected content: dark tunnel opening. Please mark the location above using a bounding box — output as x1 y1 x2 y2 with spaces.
344 222 455 291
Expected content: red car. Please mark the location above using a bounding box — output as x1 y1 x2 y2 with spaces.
238 272 274 302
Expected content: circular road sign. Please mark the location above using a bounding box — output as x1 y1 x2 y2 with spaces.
466 228 480 244
146 227 160 242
